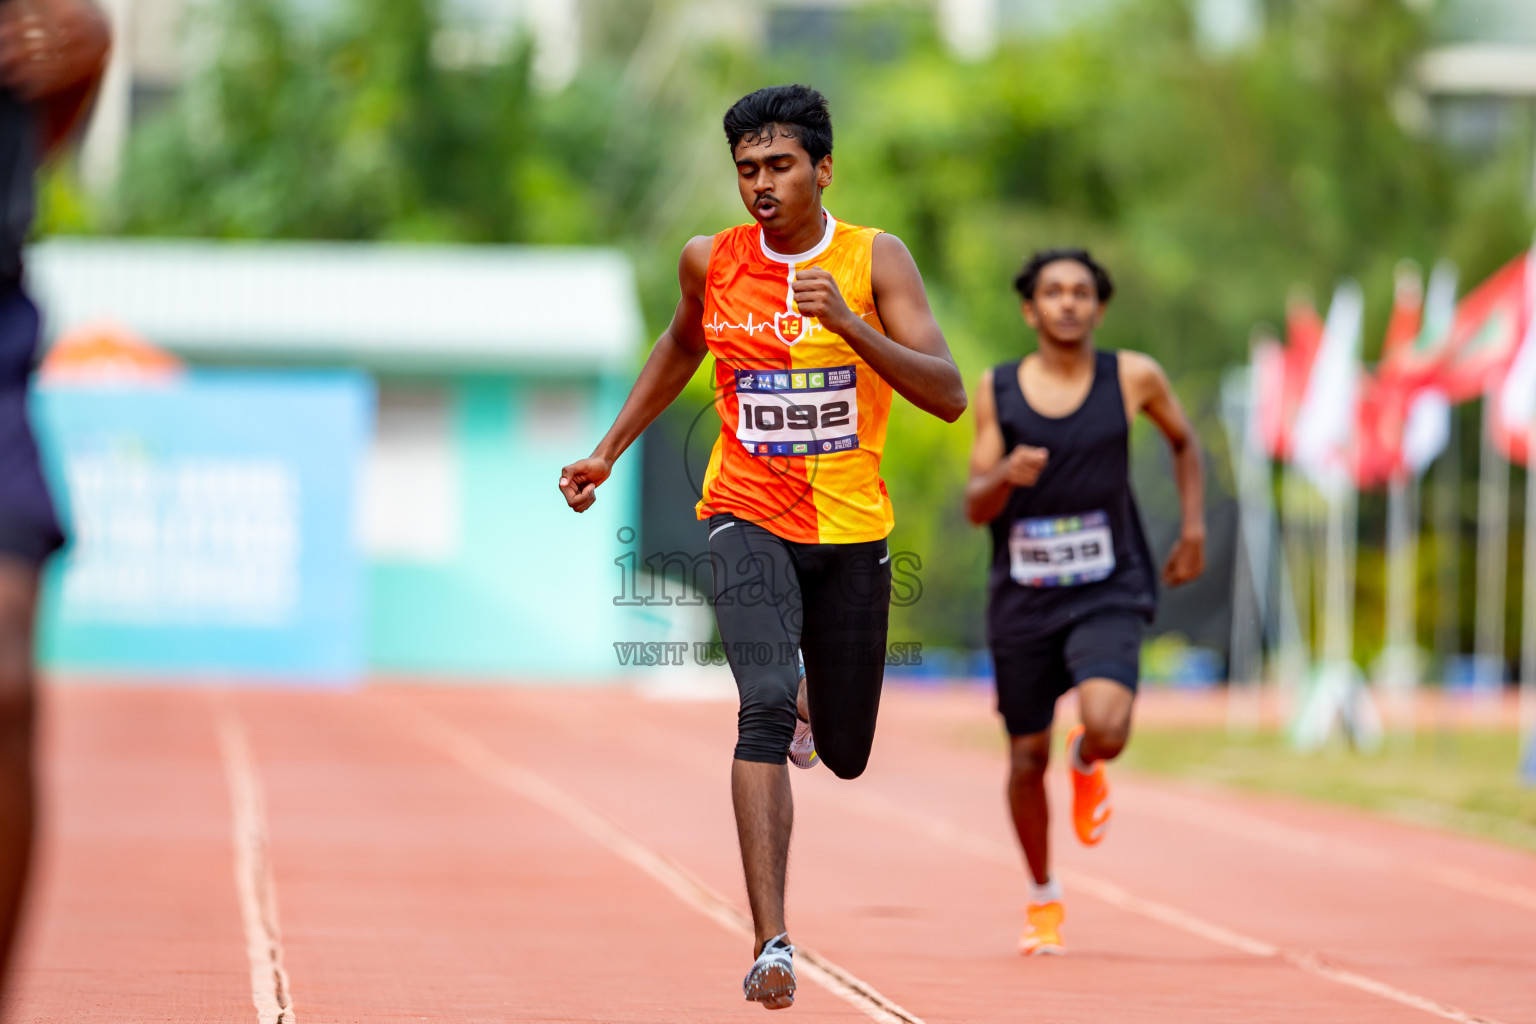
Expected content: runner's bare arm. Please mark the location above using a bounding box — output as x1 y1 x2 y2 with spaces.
791 233 966 422
1122 352 1205 585
559 236 713 513
964 368 1048 524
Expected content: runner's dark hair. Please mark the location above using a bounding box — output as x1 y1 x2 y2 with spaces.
723 85 833 163
1013 249 1115 303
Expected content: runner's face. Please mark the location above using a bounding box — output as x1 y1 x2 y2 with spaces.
733 127 832 228
1023 260 1105 344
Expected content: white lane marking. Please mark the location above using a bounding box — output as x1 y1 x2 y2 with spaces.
216 712 296 1024
1282 949 1502 1024
821 785 1505 1024
1419 864 1536 915
446 701 1511 1024
403 705 926 1024
1124 784 1536 915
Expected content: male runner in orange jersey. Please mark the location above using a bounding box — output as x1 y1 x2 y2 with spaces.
559 84 965 1009
965 250 1205 955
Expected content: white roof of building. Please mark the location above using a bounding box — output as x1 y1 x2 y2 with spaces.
1417 45 1536 95
27 237 644 372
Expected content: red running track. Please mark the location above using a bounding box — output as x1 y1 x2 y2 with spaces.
4 684 1534 1023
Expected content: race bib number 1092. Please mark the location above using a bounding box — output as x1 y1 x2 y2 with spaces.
1008 510 1116 587
734 365 860 457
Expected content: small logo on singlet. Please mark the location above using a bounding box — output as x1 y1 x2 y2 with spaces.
774 311 807 346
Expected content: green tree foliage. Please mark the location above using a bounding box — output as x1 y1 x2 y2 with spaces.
60 0 1533 651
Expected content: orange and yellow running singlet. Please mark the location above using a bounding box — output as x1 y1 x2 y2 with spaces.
695 213 895 544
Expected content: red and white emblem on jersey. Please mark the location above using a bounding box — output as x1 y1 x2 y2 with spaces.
774 311 807 346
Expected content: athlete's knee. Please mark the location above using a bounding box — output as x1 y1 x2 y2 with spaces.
734 678 797 763
817 740 870 780
1008 735 1050 787
805 702 879 779
1081 719 1130 761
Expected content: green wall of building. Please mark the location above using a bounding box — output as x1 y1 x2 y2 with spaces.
367 372 640 679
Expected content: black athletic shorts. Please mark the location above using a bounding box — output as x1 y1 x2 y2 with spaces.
707 513 890 779
991 611 1142 737
0 286 63 565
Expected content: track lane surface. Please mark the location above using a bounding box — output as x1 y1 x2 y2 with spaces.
6 689 251 1024
7 684 1533 1023
403 685 1533 1024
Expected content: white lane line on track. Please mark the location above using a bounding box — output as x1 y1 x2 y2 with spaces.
825 785 1504 1024
403 705 926 1024
1123 784 1536 915
216 711 296 1024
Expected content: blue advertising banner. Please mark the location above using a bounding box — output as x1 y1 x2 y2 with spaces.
31 371 373 683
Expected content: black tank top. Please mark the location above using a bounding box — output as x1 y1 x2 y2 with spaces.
986 349 1157 644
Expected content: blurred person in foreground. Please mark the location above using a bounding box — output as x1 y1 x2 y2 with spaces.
559 84 965 1009
965 250 1205 955
0 0 110 1005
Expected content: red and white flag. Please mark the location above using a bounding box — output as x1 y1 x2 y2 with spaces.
1355 266 1423 487
1378 262 1423 370
1378 260 1458 389
1491 256 1536 465
1434 249 1531 402
1354 264 1451 486
1263 292 1325 460
1292 281 1364 494
1353 373 1403 488
1253 336 1287 459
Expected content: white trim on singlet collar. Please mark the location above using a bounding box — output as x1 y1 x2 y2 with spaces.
759 210 838 264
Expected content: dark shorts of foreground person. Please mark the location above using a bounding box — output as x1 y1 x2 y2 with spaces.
0 284 63 565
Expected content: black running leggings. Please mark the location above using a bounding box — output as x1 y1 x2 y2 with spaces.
707 514 891 779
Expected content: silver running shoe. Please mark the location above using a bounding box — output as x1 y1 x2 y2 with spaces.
743 933 796 1009
789 717 819 769
788 664 818 769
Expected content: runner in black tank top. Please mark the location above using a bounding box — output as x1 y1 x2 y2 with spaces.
965 249 1207 956
985 348 1157 641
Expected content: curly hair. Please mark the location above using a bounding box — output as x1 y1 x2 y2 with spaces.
1013 249 1115 303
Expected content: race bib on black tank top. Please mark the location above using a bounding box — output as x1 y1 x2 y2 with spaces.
1008 510 1116 587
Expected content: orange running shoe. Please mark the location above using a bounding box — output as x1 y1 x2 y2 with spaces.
1018 901 1065 955
1066 724 1111 846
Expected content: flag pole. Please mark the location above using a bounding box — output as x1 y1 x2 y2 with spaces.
1222 357 1274 733
1474 393 1511 701
1281 464 1314 731
1433 406 1462 729
1382 469 1420 740
1522 417 1536 783
1289 280 1378 750
1269 487 1305 724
